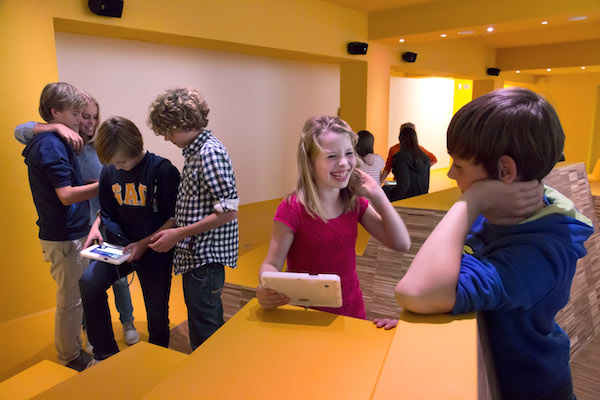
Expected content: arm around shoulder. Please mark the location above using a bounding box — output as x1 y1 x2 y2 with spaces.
55 182 99 206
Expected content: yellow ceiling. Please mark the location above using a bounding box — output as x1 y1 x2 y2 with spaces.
320 0 600 75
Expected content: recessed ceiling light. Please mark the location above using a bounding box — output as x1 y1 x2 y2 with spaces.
541 21 549 25
581 66 586 70
516 70 520 74
568 16 588 22
458 30 474 35
399 38 405 43
440 34 447 38
547 68 552 72
487 27 494 32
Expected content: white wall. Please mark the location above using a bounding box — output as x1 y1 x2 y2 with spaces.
55 32 340 205
388 77 455 169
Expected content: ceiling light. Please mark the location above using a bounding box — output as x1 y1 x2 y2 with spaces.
487 27 494 32
516 70 520 74
541 21 549 25
581 66 586 70
568 16 588 22
458 30 474 35
440 34 447 38
547 68 552 72
399 38 405 43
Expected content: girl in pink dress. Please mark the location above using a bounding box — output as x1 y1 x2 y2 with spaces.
257 116 411 329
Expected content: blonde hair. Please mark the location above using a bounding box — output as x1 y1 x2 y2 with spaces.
38 82 86 122
291 115 358 221
96 117 144 165
147 87 209 136
80 91 100 146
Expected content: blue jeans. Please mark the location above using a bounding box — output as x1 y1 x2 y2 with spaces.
183 263 225 350
80 251 172 360
81 277 133 330
112 276 134 324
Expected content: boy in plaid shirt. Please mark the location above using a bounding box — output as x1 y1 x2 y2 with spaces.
148 87 239 350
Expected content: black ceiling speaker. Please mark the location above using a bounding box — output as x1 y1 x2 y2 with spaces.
89 0 123 18
487 67 501 76
347 42 368 55
402 52 417 63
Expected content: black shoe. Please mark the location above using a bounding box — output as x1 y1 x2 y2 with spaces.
65 349 93 372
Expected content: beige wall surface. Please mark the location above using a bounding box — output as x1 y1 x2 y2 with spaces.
388 77 455 169
55 32 340 205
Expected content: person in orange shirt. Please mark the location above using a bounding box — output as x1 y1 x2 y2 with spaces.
380 122 437 183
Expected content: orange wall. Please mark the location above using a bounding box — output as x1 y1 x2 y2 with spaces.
2 0 595 323
0 0 369 323
539 72 600 168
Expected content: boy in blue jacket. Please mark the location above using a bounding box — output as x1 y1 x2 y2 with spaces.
22 82 99 371
395 87 593 400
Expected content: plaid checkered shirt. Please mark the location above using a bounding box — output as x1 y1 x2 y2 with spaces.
173 129 239 274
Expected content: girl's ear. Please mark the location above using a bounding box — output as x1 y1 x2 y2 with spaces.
497 155 518 183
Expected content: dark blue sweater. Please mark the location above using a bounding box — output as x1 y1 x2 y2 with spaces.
452 186 593 399
22 132 89 240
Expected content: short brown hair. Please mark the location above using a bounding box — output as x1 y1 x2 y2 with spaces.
447 87 564 181
96 116 144 165
38 82 86 122
147 87 209 136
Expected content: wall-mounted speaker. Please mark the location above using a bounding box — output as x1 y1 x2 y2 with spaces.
347 42 368 55
487 67 501 76
402 52 417 63
89 0 123 18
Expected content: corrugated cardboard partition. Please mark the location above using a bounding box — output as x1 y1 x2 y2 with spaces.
544 163 600 358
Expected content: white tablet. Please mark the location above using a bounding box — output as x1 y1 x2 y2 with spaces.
261 271 342 308
81 243 131 265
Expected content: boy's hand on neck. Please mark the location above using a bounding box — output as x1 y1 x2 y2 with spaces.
461 179 545 225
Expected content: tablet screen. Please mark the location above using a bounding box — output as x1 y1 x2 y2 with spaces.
89 244 125 259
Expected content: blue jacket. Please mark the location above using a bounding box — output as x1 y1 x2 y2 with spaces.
22 132 89 240
452 186 594 400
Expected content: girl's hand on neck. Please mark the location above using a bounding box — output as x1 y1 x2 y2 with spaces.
349 168 385 201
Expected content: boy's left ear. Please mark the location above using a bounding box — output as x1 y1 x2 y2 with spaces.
497 155 518 183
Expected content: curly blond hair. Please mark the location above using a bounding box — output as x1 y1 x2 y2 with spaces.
147 87 209 136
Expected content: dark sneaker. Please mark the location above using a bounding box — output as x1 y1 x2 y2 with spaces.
65 349 92 372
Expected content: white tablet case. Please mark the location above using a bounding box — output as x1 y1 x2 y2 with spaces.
81 243 131 265
261 271 342 308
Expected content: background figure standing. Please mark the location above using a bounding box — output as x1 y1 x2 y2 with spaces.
383 125 430 202
380 122 436 183
355 130 385 185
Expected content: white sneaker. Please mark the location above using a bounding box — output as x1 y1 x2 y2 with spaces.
122 322 140 345
82 330 93 353
85 357 102 369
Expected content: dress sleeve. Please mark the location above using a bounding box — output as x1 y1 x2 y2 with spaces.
358 196 369 218
274 197 300 234
200 145 239 212
14 121 37 145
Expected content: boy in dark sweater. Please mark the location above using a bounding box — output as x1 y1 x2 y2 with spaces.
80 116 180 366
